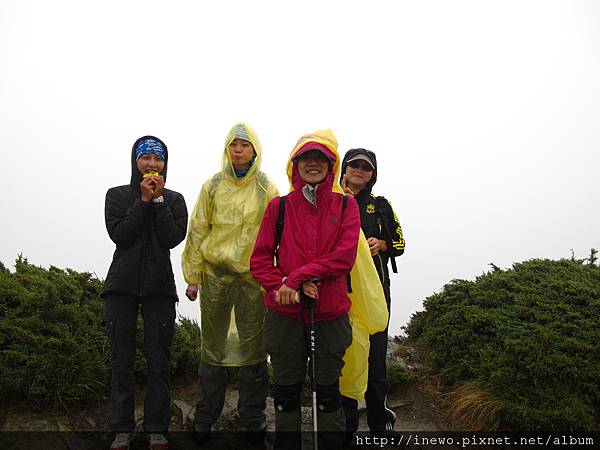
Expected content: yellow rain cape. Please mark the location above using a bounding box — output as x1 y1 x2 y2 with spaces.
288 129 388 400
182 123 279 366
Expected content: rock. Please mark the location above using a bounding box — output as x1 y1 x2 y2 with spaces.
173 399 194 430
135 406 143 427
84 416 97 429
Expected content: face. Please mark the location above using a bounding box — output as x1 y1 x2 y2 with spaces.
297 150 331 186
228 138 255 170
345 159 373 192
136 153 165 175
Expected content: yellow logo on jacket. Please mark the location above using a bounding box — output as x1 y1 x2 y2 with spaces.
366 204 375 214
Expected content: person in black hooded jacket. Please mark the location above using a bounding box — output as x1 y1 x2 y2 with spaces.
340 148 405 435
102 136 188 450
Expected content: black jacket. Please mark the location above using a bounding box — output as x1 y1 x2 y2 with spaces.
341 148 405 288
102 136 188 299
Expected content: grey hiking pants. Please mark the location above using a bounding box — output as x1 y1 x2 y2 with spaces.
264 310 352 450
193 360 268 430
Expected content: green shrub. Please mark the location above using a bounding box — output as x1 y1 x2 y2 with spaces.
0 256 109 407
387 361 414 388
405 258 600 431
0 256 202 408
171 316 202 378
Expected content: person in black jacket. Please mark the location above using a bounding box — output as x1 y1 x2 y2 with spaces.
102 136 188 450
340 148 405 435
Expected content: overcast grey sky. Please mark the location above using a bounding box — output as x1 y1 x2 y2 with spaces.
1 0 599 334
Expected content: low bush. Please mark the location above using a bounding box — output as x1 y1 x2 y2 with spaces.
0 257 202 408
405 258 600 431
0 256 109 407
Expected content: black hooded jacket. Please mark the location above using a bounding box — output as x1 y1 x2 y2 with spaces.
340 148 405 290
102 136 188 299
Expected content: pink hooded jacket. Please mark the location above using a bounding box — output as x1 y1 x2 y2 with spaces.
250 131 360 322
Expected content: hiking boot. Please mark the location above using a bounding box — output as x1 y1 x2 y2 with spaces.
385 410 397 433
192 422 212 445
370 413 396 436
110 432 135 450
147 433 169 450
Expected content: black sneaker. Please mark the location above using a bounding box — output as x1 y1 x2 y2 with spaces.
370 412 396 436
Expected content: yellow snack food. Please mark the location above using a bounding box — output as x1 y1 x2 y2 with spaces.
143 171 160 178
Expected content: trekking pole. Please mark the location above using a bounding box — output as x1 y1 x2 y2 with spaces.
301 282 319 450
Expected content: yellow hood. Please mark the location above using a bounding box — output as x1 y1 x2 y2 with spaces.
222 122 263 182
285 128 344 194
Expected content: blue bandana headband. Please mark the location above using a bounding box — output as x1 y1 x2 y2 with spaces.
135 138 165 161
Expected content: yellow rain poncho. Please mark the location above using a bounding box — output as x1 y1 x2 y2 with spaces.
286 129 389 400
340 235 389 400
182 123 279 366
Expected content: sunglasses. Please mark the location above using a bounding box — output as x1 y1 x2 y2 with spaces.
348 160 373 172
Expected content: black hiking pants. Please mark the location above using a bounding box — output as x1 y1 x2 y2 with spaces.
103 294 176 433
343 281 395 433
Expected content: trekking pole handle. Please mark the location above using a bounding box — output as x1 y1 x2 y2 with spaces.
300 278 320 308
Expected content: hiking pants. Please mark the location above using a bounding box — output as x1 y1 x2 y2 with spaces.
264 310 352 450
193 361 268 430
103 294 176 433
365 282 395 431
343 281 395 433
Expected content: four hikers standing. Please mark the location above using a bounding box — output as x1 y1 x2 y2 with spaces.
101 130 405 449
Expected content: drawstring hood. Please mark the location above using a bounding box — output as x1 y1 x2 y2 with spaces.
222 123 262 184
286 129 342 196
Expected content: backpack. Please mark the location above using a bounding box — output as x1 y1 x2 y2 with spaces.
273 195 352 292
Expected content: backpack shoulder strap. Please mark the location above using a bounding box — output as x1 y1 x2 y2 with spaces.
274 196 286 267
374 195 398 273
341 194 352 293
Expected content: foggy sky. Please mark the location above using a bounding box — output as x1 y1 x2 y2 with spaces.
1 0 599 334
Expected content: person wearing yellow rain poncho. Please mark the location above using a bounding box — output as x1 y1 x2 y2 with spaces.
250 129 388 450
181 123 278 444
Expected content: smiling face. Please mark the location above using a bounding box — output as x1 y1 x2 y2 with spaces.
228 138 255 170
136 153 165 175
297 149 331 186
344 159 373 193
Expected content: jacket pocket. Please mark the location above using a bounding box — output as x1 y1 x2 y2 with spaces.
159 319 175 349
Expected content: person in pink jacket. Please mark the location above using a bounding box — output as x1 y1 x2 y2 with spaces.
250 129 360 450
